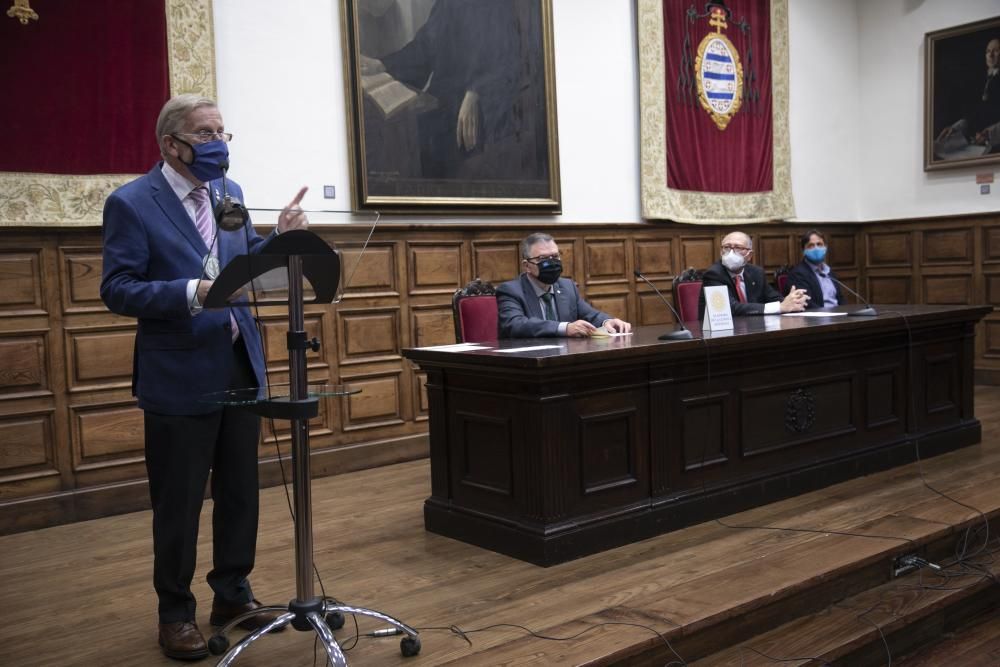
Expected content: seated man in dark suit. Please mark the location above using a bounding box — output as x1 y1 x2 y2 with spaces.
785 229 844 309
698 231 809 319
498 232 631 338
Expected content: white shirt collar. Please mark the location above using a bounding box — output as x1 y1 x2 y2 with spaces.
161 161 201 202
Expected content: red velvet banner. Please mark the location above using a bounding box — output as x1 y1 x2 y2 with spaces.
0 1 169 175
662 0 773 193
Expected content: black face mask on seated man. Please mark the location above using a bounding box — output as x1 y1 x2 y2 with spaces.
535 258 562 285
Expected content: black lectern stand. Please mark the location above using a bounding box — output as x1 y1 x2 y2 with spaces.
201 230 419 666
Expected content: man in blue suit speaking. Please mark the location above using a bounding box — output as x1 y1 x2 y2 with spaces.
497 232 631 338
101 94 309 660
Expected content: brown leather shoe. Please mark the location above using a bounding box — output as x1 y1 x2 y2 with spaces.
158 621 209 661
210 598 286 632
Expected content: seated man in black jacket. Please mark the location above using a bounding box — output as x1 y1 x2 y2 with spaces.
699 231 809 319
785 229 844 309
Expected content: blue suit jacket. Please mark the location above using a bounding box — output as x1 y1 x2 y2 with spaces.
497 274 611 338
100 164 270 415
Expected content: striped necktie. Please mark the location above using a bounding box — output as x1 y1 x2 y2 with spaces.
188 187 217 257
188 187 239 342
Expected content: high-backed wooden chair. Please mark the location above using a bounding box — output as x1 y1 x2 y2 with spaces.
672 267 703 323
452 278 498 343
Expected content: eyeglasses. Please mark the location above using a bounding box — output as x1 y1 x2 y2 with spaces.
525 254 561 263
721 244 751 255
173 131 233 144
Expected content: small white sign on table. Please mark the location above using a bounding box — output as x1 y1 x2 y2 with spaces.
702 285 734 331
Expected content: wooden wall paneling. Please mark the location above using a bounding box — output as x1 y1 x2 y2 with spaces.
984 321 1000 360
336 242 399 298
336 307 402 366
829 231 858 269
407 241 464 295
410 304 456 349
634 237 673 278
62 325 135 393
58 247 105 314
638 292 674 326
338 368 406 431
584 237 629 285
0 331 51 399
633 236 676 326
679 235 717 273
2 217 1000 534
69 401 145 486
921 228 974 265
583 236 630 322
0 248 46 317
43 237 77 504
866 230 913 267
866 271 913 305
552 236 576 283
984 224 1000 265
588 293 631 324
757 233 794 271
471 240 519 285
921 269 974 306
985 271 1000 307
0 409 60 500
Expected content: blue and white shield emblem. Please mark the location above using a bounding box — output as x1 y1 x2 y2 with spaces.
695 27 743 130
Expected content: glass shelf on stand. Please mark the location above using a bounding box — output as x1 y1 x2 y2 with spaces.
201 384 360 419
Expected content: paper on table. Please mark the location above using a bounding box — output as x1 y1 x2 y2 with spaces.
782 311 849 317
415 343 490 351
590 331 633 337
494 345 563 353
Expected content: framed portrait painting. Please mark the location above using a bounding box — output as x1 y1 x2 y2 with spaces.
340 0 561 212
925 16 1000 172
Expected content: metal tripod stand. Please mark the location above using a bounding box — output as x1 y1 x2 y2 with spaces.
203 233 420 665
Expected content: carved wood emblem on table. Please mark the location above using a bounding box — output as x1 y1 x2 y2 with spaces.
785 388 815 433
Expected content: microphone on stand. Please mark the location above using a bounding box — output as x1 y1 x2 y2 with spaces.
634 269 694 340
214 161 250 231
829 276 878 316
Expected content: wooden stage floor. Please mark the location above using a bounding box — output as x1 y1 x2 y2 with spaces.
2 387 999 666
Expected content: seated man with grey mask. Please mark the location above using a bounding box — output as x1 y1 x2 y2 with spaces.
497 232 631 338
698 231 809 319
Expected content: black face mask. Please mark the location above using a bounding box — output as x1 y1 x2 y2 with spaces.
535 258 562 285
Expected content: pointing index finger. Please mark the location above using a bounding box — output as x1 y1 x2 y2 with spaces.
288 186 308 208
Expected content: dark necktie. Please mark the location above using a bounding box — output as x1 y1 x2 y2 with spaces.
540 292 557 321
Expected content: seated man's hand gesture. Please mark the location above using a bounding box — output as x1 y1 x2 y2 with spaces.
780 285 810 313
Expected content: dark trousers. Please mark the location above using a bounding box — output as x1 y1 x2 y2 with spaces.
144 337 261 623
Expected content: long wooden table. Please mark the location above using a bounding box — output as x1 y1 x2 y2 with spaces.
402 305 991 566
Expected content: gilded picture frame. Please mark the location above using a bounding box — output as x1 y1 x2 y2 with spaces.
0 0 217 227
924 16 1000 172
340 0 561 212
